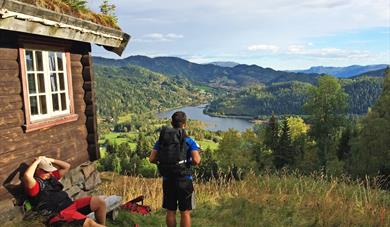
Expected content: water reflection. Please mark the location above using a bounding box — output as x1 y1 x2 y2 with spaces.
157 105 254 132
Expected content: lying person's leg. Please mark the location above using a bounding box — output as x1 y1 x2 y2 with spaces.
71 196 106 225
90 196 107 225
83 218 105 227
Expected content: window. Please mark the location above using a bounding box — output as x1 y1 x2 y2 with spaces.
20 48 77 132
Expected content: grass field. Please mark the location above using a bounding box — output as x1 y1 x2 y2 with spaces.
99 132 138 149
99 172 390 227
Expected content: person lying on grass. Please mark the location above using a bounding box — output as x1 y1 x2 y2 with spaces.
23 156 106 227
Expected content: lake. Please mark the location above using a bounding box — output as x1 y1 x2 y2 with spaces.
157 104 254 132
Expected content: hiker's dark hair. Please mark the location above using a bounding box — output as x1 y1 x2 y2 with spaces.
171 111 187 128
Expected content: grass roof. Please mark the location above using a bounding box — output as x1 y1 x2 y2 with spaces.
18 0 120 29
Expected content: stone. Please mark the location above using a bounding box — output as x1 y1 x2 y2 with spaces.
84 171 101 191
0 199 14 214
70 167 85 187
81 162 96 179
65 185 81 198
60 176 72 190
0 206 23 225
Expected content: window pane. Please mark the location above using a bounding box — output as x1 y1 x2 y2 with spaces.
30 96 38 115
57 53 64 71
52 94 59 111
35 51 43 71
59 73 65 90
28 73 36 94
25 50 34 71
39 95 47 114
37 73 45 93
50 73 58 92
49 52 56 71
60 93 67 111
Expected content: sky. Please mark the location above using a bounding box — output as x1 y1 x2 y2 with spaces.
88 0 390 70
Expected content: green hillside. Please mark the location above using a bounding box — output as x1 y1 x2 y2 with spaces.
93 57 384 118
95 64 212 119
206 77 383 117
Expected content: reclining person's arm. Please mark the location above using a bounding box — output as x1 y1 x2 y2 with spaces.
23 157 43 189
47 158 71 178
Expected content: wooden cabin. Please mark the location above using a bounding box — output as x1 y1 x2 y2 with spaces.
0 0 130 211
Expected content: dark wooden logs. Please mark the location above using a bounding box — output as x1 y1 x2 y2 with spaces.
0 60 18 70
0 70 19 82
0 81 21 95
0 48 18 60
0 39 98 201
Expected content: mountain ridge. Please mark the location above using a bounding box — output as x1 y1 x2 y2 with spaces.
93 55 320 86
289 64 389 78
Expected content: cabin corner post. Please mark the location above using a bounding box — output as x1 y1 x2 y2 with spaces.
81 51 99 161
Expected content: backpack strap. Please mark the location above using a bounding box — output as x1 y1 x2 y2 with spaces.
158 126 167 145
35 177 46 191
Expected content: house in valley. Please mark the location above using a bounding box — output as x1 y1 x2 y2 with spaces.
0 0 130 220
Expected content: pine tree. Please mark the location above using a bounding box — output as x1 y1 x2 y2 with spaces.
264 113 279 153
274 119 294 169
337 126 352 161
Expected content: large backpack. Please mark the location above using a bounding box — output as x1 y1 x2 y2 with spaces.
157 127 192 178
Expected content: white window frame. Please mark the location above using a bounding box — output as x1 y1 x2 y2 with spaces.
19 46 78 132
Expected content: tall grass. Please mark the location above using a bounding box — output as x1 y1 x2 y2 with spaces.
98 171 390 226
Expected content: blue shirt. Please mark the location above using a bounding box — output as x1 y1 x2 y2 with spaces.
154 137 200 180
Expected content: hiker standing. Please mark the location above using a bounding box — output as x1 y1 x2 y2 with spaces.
149 111 201 227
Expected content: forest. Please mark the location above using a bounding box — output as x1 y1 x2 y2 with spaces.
94 60 389 187
206 77 384 117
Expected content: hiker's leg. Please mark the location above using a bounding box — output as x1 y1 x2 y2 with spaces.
166 210 177 227
83 218 106 227
90 196 107 225
180 210 191 227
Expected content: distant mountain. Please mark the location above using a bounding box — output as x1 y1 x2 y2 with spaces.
289 64 389 78
93 55 320 86
352 68 388 78
207 61 240 67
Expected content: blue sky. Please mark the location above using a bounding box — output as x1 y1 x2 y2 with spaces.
88 0 390 70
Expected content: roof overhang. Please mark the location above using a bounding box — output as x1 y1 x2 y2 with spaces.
0 0 130 56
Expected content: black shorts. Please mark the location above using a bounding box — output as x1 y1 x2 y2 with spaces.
162 178 195 211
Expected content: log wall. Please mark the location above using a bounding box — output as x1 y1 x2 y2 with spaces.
0 30 98 204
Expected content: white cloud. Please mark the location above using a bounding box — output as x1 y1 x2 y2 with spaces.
248 44 280 52
88 0 388 68
166 33 184 39
134 33 184 42
186 55 214 63
286 44 371 58
287 45 306 53
299 0 351 9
